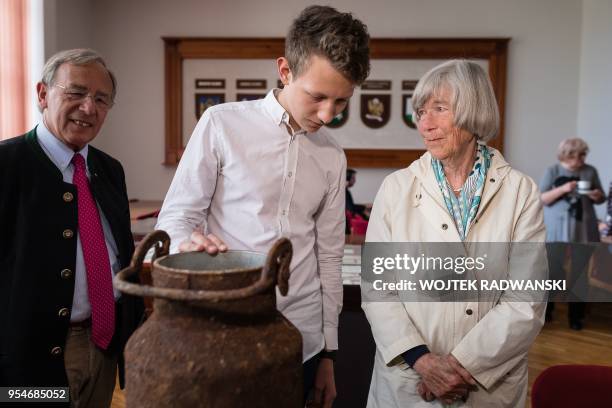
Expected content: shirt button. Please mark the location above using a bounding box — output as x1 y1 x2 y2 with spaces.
282 210 287 216
58 308 70 318
489 178 496 183
442 223 448 230
51 346 63 356
466 309 473 315
288 172 293 178
62 229 74 239
63 192 74 202
60 269 73 279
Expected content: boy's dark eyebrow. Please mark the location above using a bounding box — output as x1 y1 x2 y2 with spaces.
306 89 351 100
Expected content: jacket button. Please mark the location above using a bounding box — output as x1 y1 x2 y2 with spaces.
58 308 70 318
466 309 473 315
489 178 496 183
63 229 74 239
51 346 63 356
60 269 73 279
63 192 74 202
442 223 448 230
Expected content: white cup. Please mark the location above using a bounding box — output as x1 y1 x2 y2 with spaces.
577 180 591 191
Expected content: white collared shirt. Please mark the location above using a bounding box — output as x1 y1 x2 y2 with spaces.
36 123 120 323
156 90 346 360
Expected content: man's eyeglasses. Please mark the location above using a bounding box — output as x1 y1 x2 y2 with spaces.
53 84 114 111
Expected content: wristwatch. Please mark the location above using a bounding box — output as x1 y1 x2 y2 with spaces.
320 349 337 362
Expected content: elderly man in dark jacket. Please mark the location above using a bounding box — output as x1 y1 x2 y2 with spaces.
0 48 143 407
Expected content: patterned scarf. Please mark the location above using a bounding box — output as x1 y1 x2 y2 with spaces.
432 143 491 240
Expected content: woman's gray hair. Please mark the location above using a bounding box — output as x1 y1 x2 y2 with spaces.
412 60 499 142
557 137 589 161
41 48 117 101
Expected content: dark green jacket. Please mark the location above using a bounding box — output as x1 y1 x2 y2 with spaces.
0 128 143 390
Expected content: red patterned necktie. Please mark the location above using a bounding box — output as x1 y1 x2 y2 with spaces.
72 153 115 349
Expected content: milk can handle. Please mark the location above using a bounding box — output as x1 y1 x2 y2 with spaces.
263 238 292 296
113 230 293 301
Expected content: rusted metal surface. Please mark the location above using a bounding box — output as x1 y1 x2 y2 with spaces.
114 231 303 407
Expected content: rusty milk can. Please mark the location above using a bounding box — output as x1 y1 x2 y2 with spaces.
114 230 303 407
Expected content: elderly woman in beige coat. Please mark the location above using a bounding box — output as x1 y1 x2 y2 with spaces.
363 60 546 407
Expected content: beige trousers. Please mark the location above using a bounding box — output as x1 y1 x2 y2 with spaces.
64 326 117 408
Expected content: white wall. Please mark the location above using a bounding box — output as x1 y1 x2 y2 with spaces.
27 0 45 128
37 0 94 125
44 0 94 58
49 0 585 204
577 0 612 219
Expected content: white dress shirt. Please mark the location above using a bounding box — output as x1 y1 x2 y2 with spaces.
36 123 121 323
156 90 346 361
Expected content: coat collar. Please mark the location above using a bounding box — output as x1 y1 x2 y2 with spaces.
36 122 89 174
25 126 100 180
25 127 63 179
409 145 512 224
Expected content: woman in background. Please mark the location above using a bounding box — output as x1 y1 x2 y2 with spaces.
540 138 606 330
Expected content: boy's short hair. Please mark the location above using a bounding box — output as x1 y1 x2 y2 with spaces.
286 5 370 84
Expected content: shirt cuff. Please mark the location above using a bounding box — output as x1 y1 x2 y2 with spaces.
323 327 338 351
402 345 430 367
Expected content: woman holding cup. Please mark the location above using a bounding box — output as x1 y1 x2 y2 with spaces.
540 137 606 329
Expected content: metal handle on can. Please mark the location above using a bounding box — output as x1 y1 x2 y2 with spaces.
113 230 292 301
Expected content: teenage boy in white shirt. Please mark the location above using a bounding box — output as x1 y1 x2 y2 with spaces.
156 5 370 407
